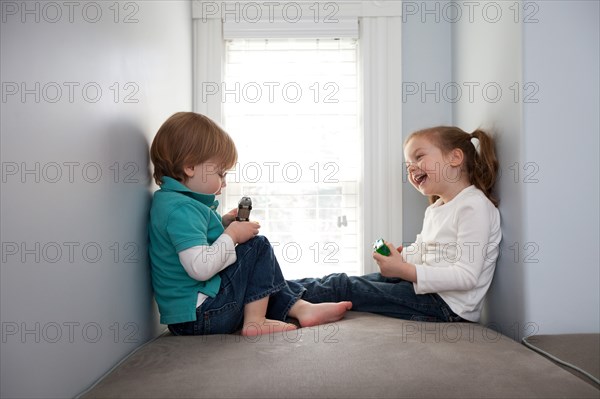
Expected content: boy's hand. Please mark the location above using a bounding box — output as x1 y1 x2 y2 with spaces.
222 208 238 228
224 221 260 244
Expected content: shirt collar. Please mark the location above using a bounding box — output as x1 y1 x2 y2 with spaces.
160 177 219 209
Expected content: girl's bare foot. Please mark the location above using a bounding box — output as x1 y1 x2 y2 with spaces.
242 318 297 336
289 300 353 328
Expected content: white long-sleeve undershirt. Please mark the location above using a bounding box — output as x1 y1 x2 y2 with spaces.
178 233 237 307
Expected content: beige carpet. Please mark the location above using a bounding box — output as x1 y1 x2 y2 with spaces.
80 312 600 398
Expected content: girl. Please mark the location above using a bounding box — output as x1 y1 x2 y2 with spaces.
148 112 352 336
292 126 502 323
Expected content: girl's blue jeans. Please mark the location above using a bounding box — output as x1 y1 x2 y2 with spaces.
168 235 305 336
291 273 465 323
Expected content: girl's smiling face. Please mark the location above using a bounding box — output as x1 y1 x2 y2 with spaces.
404 135 470 203
403 135 448 197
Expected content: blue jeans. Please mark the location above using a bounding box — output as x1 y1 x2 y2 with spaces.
168 236 305 336
292 273 465 322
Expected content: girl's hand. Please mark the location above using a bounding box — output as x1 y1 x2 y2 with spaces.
224 221 260 244
372 241 417 282
222 208 238 228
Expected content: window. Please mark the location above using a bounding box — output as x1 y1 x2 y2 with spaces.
193 0 404 275
222 38 361 279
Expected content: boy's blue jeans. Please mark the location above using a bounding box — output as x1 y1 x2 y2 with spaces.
168 235 305 336
291 273 465 323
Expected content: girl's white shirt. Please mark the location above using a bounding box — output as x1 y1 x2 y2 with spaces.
178 234 237 308
404 185 502 322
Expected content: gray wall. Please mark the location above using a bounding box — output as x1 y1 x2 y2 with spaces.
451 0 599 337
0 1 192 397
451 0 526 336
401 1 453 242
521 0 599 334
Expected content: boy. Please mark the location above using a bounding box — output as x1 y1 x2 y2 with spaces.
149 112 352 336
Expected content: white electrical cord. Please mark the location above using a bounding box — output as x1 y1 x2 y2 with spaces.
522 336 600 386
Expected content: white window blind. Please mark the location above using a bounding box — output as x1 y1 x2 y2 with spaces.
222 38 362 279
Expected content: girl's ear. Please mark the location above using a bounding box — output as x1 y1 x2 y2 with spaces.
183 165 195 178
448 148 464 167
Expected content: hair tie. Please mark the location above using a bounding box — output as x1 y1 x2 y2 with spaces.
470 137 481 156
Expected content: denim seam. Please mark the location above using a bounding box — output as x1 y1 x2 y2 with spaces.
440 305 452 322
280 286 306 321
432 294 456 322
243 281 287 306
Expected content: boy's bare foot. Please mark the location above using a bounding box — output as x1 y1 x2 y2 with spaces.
242 318 297 336
290 300 353 328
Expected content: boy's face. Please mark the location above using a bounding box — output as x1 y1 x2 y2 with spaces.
183 158 227 195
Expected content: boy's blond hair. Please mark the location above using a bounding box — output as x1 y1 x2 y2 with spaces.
150 112 238 185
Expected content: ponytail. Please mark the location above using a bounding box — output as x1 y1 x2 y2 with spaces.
470 129 499 207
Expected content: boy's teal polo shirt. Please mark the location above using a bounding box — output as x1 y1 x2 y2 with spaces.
148 177 224 325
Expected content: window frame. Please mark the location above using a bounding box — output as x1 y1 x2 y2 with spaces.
192 0 403 274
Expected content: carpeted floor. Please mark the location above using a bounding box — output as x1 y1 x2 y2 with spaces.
79 312 600 398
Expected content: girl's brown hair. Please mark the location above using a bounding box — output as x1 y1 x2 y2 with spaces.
150 112 238 185
406 126 499 207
